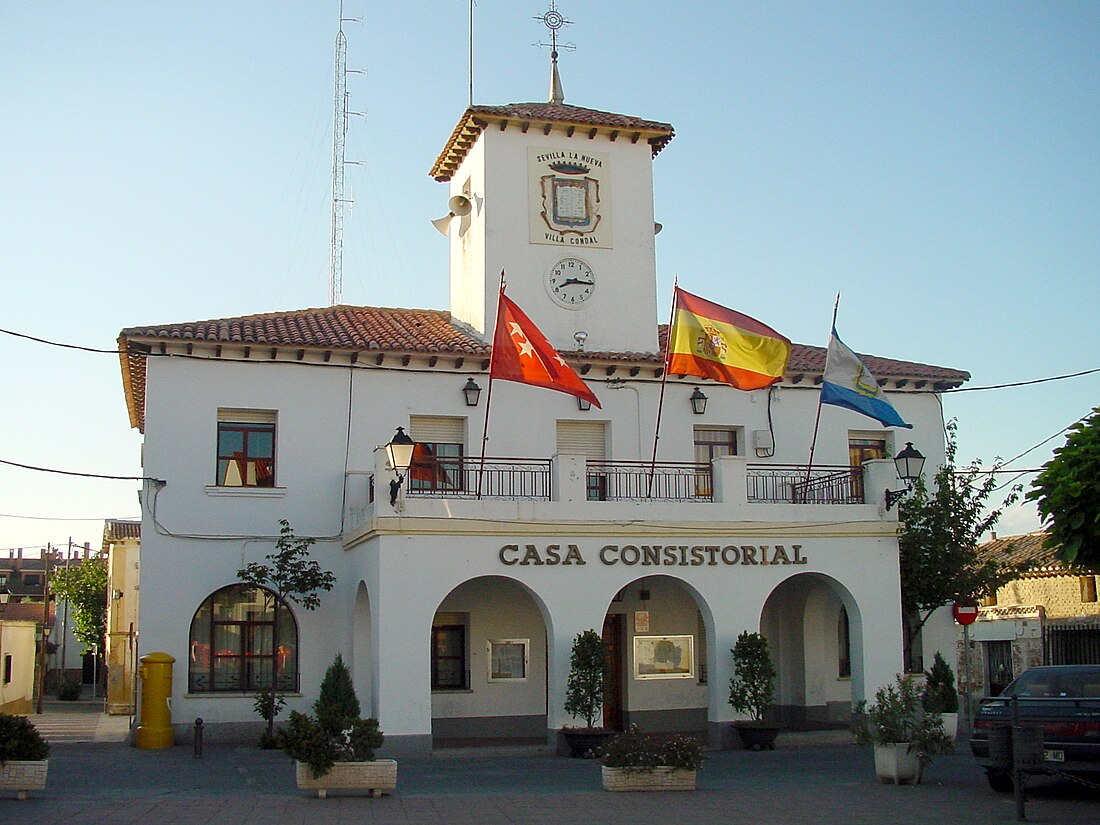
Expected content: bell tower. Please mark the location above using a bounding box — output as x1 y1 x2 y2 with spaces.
428 4 674 354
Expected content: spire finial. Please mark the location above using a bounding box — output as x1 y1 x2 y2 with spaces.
534 2 574 104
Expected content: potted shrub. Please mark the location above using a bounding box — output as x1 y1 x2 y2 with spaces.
598 725 704 792
728 631 780 750
852 673 952 785
283 655 396 798
0 713 50 800
922 652 960 741
561 629 615 757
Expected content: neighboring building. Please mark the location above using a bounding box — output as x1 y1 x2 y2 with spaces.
104 519 141 715
0 551 48 603
0 613 37 714
964 531 1100 696
0 547 97 696
115 72 969 753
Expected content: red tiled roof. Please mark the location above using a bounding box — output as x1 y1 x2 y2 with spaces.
653 327 968 384
0 602 55 624
431 103 675 181
103 520 141 542
118 304 970 433
786 342 969 383
120 305 489 353
977 531 1064 576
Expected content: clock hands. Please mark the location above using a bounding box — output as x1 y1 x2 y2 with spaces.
559 277 594 287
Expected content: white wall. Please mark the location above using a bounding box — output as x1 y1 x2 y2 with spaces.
134 329 943 737
0 620 37 712
447 124 661 354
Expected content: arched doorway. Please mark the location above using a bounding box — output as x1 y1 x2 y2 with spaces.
353 582 374 715
600 575 712 735
429 575 550 747
761 573 860 727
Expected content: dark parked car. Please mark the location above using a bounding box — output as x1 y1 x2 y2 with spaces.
970 664 1100 791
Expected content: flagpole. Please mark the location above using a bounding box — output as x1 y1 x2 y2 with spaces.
648 279 679 497
479 271 507 499
804 292 841 488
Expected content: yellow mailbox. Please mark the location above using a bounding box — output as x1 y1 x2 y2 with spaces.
135 651 176 749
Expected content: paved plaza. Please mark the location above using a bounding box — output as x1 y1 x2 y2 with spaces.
8 710 1097 824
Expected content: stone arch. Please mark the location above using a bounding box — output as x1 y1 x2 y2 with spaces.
353 581 374 715
186 583 299 694
600 574 714 735
428 574 552 746
761 572 863 727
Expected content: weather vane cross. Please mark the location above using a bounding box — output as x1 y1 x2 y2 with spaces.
533 1 575 61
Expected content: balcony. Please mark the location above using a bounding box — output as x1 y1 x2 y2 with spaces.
747 465 866 505
344 452 900 541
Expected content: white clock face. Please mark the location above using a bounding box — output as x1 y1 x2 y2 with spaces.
546 258 596 308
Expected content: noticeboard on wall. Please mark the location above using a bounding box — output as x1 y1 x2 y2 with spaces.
633 635 694 680
488 639 529 682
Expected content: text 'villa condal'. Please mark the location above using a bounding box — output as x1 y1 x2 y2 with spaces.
498 544 809 567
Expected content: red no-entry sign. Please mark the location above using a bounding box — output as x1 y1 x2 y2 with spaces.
952 602 979 625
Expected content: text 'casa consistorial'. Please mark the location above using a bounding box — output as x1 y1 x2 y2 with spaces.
498 544 808 567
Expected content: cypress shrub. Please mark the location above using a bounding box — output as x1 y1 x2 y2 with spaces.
314 654 360 734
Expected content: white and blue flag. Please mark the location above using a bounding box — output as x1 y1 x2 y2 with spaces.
821 328 911 428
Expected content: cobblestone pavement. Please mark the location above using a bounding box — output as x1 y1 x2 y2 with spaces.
11 736 1099 825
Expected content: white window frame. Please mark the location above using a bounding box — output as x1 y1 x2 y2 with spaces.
487 638 530 683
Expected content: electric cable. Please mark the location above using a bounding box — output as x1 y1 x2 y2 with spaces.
0 458 162 483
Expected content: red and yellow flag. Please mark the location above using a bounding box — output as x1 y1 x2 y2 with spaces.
490 291 601 408
666 288 791 390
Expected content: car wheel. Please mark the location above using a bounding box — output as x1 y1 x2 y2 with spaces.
985 769 1013 793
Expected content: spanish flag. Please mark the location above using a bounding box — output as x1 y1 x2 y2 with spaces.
666 288 791 390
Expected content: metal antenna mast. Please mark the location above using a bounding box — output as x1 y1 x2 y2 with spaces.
329 3 351 307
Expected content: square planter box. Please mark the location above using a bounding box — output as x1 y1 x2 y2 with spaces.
601 766 697 792
295 759 397 798
0 760 49 800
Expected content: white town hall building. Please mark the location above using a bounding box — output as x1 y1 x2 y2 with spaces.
116 68 967 755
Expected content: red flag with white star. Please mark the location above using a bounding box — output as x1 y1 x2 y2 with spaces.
489 290 601 408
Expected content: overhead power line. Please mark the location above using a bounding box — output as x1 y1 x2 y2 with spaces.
942 367 1100 393
0 458 162 483
0 512 139 522
0 326 119 354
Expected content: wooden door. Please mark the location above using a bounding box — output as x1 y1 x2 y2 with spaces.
602 614 624 730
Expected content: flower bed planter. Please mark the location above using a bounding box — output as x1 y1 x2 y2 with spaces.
601 765 696 792
873 744 922 785
294 759 397 798
733 722 780 751
940 712 959 742
0 760 49 800
561 728 615 758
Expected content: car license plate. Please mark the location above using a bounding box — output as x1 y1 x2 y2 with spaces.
1044 749 1065 762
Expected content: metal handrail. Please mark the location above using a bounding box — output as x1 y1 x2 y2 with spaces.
585 460 712 502
746 464 865 504
405 456 553 500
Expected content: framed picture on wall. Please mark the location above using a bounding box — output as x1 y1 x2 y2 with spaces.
487 639 529 682
633 635 694 680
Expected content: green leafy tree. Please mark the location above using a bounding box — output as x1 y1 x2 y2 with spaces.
237 520 336 741
728 631 776 723
1027 407 1100 570
898 421 1021 669
50 556 108 653
564 629 609 729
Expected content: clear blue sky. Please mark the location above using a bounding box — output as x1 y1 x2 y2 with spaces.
2 1 1097 555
